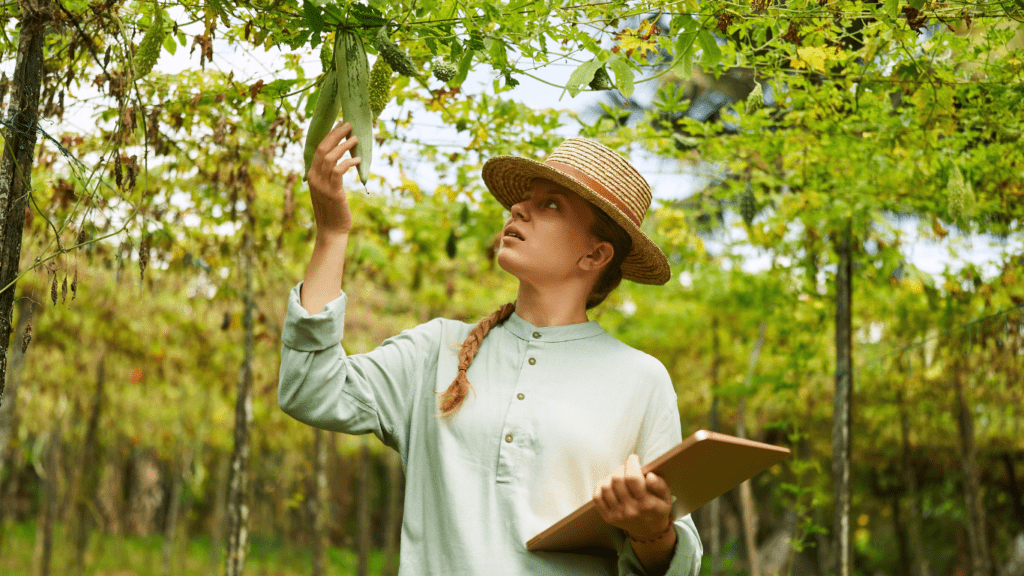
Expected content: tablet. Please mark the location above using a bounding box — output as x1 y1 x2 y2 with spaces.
526 429 791 552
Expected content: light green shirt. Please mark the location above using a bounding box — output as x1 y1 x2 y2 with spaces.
278 281 702 576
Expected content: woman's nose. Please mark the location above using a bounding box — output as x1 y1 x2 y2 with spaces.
510 200 529 221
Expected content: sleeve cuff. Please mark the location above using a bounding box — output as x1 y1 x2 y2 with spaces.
281 280 347 351
618 516 702 576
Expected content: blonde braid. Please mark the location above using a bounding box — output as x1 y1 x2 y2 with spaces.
438 302 516 417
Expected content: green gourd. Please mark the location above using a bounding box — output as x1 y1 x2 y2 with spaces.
376 26 418 77
368 57 394 121
302 69 341 178
133 7 165 79
335 30 373 185
433 59 458 83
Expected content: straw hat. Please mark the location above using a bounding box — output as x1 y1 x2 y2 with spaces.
481 137 671 285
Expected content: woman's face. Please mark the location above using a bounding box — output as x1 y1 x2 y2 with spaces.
496 178 611 286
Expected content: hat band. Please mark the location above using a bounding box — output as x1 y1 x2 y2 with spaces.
544 161 641 227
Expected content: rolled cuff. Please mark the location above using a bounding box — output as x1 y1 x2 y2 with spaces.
281 281 347 351
618 515 702 576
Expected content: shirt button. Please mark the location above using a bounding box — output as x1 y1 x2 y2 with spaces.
533 332 541 339
505 434 514 443
528 357 536 365
517 393 525 400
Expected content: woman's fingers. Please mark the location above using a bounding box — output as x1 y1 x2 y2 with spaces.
306 121 358 237
313 123 356 177
307 122 349 183
315 121 352 160
594 454 676 529
320 140 358 181
330 157 361 187
644 472 671 501
622 455 648 501
323 134 358 166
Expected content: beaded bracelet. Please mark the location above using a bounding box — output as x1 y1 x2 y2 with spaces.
627 522 673 545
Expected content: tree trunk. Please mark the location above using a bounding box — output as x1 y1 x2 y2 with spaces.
34 425 60 576
898 388 932 576
1003 453 1024 533
954 357 993 576
382 449 402 576
738 321 766 576
705 315 721 576
832 220 854 576
0 290 36 541
357 436 371 576
224 230 255 576
0 0 52 412
814 507 831 575
210 449 229 571
312 428 329 576
162 450 187 576
891 485 910 576
71 353 105 576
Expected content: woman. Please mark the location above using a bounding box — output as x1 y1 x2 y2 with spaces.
279 121 702 576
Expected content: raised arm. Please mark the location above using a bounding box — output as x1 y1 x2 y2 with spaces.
300 120 360 316
280 120 442 455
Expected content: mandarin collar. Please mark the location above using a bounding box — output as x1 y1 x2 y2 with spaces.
501 311 605 342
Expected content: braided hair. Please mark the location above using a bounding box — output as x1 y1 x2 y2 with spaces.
437 191 633 417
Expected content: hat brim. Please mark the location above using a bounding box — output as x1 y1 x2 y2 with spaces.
482 156 671 285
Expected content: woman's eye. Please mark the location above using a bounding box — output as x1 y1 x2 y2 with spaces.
545 200 558 209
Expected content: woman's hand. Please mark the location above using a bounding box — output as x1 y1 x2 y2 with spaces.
592 453 674 542
307 121 361 238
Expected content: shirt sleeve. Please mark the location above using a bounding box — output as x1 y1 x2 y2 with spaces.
615 356 703 576
277 280 443 457
616 516 703 576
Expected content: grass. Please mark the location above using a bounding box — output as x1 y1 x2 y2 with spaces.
0 519 391 576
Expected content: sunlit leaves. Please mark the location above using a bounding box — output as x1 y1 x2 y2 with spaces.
789 45 845 72
564 57 605 98
611 18 662 62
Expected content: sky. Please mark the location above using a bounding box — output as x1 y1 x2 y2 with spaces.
3 7 1020 284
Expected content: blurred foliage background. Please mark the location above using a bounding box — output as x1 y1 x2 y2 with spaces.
0 0 1022 574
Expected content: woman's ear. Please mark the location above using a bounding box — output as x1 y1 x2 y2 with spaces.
579 239 615 273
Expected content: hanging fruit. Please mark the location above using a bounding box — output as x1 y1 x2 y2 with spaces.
133 5 166 79
375 25 418 77
433 59 458 83
335 29 373 185
368 57 394 121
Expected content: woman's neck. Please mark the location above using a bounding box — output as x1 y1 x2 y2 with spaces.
513 281 591 327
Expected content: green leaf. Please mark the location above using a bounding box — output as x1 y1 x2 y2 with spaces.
696 30 722 71
261 79 299 99
564 57 604 98
301 1 323 34
466 33 485 51
289 28 313 50
349 3 387 27
673 28 699 79
304 80 323 118
883 0 899 20
608 55 634 98
162 32 177 56
449 39 463 61
908 0 924 9
488 37 509 70
455 49 475 86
